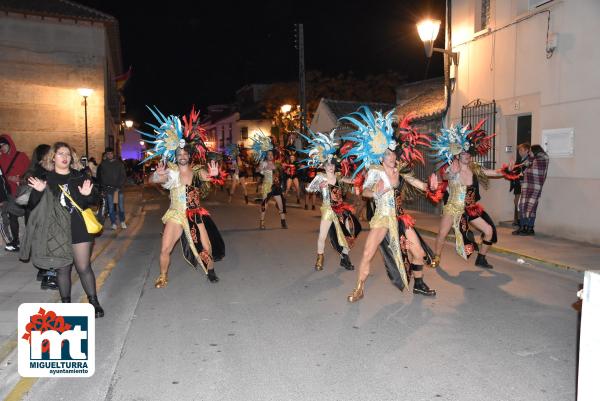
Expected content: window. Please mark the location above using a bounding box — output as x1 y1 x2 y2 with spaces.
241 127 248 140
475 0 491 32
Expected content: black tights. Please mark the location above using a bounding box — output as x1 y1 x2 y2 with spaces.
57 242 97 300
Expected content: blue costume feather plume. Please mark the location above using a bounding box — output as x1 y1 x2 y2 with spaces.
297 128 339 168
137 105 185 163
339 106 397 177
430 123 473 170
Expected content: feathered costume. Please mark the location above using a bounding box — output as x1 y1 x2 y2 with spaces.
341 108 437 293
430 120 498 261
251 131 287 229
300 129 362 270
141 106 225 276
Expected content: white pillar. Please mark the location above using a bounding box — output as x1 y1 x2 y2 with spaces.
578 271 600 401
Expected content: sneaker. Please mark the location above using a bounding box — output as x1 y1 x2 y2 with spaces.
5 243 19 252
111 224 117 230
120 222 127 229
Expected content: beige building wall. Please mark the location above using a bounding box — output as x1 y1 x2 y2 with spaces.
0 14 112 160
449 0 600 244
309 100 337 134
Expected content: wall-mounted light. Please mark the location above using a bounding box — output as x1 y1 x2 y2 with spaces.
417 18 459 66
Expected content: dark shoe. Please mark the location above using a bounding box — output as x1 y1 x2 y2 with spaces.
340 254 354 270
88 296 104 318
207 269 219 283
40 275 58 290
311 205 315 210
297 197 300 204
523 226 535 236
61 297 71 303
304 204 308 210
244 195 249 204
512 226 523 235
413 279 436 296
517 225 529 236
281 219 288 229
475 254 493 269
36 270 44 281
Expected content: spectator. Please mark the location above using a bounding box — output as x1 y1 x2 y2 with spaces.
515 144 549 236
97 147 127 230
88 157 98 180
24 142 104 317
0 134 30 251
510 143 530 229
22 144 57 289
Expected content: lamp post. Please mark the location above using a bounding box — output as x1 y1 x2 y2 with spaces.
78 88 93 157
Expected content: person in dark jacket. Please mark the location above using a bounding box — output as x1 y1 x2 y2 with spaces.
97 147 127 230
0 134 30 251
22 144 58 289
27 142 104 318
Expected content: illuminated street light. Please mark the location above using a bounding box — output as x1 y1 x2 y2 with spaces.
125 120 134 128
280 104 292 114
416 18 459 65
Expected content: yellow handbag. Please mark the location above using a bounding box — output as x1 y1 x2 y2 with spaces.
59 186 103 234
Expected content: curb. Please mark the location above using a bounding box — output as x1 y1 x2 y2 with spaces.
413 225 587 273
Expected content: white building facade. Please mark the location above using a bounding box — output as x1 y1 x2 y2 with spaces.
448 0 600 243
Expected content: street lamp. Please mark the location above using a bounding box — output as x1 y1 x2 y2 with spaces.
125 120 134 128
78 88 93 157
416 18 459 66
280 104 292 114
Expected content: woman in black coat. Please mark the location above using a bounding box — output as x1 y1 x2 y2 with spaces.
28 142 104 318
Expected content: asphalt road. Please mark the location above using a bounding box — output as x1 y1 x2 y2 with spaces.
13 188 582 401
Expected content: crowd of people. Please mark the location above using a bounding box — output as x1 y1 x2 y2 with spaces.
1 104 550 318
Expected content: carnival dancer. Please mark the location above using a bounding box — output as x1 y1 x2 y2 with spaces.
141 106 225 287
225 144 249 203
342 107 439 302
252 132 287 229
300 129 362 271
430 121 509 270
283 153 302 204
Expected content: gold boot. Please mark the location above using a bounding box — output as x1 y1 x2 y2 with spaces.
347 278 365 302
260 219 266 230
154 273 168 288
430 255 440 269
314 253 324 271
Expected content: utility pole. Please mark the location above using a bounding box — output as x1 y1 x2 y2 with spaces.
296 23 307 138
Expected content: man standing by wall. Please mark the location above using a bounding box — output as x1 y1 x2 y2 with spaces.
98 147 127 230
0 134 30 251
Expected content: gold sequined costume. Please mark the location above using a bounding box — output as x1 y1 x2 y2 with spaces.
363 166 407 288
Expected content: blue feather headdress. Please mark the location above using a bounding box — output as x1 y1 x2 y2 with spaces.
249 130 273 162
430 123 473 170
340 106 397 177
138 106 185 163
297 128 339 168
224 143 240 159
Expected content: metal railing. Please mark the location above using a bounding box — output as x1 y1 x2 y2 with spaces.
461 99 497 169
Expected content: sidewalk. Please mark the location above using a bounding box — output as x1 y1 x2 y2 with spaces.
408 209 600 272
0 186 144 364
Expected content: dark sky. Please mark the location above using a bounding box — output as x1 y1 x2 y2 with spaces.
76 0 446 122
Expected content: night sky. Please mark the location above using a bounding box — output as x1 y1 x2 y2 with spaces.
76 0 446 122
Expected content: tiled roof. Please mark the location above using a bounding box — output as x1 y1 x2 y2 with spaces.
322 98 395 120
0 0 115 22
395 77 446 121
